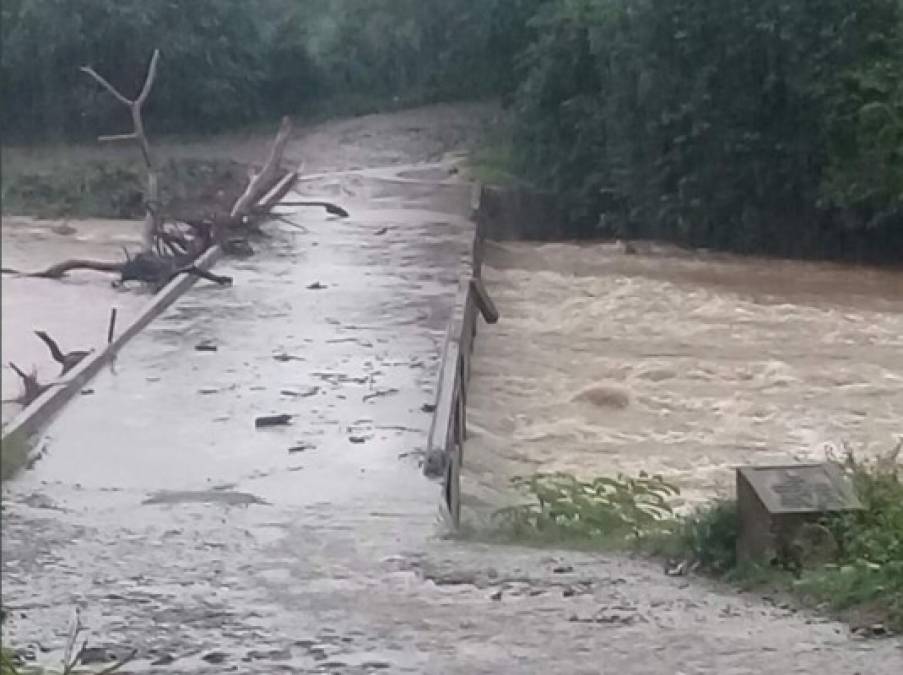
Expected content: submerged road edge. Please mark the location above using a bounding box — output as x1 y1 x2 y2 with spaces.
1 244 224 472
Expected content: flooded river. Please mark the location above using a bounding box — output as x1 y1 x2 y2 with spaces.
464 240 903 509
1 216 146 423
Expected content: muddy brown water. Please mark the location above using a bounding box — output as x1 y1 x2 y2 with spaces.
463 240 903 510
1 216 146 423
2 106 902 673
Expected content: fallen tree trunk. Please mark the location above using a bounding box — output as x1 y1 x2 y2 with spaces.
3 252 231 288
12 114 350 289
22 260 123 279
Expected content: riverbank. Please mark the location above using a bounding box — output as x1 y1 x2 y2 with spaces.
462 236 903 635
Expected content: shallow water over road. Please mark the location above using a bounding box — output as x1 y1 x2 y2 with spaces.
1 217 146 423
464 241 903 509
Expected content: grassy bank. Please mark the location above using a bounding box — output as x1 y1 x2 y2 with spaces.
1 147 252 223
477 446 903 634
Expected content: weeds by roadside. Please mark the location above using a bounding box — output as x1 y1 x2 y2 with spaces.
464 117 522 188
1 609 134 675
1 156 249 222
492 471 678 542
486 441 903 633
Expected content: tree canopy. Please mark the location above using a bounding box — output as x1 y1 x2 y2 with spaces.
2 0 900 261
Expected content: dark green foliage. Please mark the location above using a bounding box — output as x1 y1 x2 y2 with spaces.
509 0 903 261
825 458 903 567
0 0 541 141
1 0 290 139
304 0 546 103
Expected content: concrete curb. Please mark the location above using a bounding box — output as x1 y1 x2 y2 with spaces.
1 244 222 462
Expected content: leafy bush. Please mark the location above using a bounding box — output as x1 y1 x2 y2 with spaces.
674 500 739 574
493 471 679 540
825 448 903 567
795 443 903 630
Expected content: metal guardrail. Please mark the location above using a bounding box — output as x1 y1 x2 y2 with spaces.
423 184 498 525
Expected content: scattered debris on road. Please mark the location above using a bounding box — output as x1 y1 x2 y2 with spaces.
255 413 293 428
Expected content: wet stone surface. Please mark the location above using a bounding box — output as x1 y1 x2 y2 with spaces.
3 153 902 671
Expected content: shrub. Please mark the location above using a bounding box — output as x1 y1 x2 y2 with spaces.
493 471 679 541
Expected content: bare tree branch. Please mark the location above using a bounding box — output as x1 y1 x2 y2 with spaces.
98 133 138 143
231 116 293 219
78 66 131 106
135 49 160 106
25 259 124 279
80 49 161 251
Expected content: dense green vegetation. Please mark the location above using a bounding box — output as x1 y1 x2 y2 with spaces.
0 0 532 139
2 0 900 259
508 0 903 261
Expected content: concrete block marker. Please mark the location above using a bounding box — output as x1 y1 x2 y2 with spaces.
1 244 222 475
736 463 862 565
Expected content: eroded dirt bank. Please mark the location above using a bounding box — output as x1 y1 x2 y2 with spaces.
2 105 901 673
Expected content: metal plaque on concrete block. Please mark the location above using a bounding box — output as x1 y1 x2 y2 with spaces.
737 463 861 514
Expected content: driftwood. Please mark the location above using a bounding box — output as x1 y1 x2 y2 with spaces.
2 250 231 288
34 331 91 375
276 201 350 218
81 49 160 251
231 117 293 222
6 260 123 279
7 362 48 406
117 250 232 287
10 77 348 289
255 414 293 428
